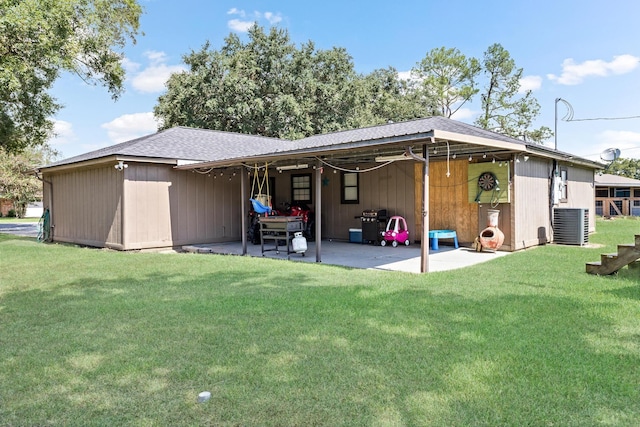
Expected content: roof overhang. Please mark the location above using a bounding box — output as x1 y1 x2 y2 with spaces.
175 129 530 171
38 155 182 174
523 145 604 169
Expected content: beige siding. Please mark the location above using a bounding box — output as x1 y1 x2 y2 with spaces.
44 165 123 248
512 157 552 250
44 163 243 250
512 159 596 249
123 164 242 249
561 165 596 232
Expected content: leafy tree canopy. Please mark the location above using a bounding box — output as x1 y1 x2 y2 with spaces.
0 0 143 153
411 46 481 118
154 25 423 139
475 43 552 143
0 145 58 217
156 27 550 145
605 157 640 179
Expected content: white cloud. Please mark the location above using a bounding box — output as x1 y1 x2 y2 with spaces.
227 8 244 16
226 8 283 32
101 112 160 143
228 18 255 32
547 54 640 85
129 50 186 94
48 120 76 147
451 107 477 121
122 57 141 74
263 11 283 25
519 75 542 93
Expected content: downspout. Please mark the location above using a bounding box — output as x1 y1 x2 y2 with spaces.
120 167 127 250
35 170 54 241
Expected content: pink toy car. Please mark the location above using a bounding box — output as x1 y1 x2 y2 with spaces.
380 215 410 247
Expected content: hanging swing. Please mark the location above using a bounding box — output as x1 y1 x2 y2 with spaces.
249 163 272 214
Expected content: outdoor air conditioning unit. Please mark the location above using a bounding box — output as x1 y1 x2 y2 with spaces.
553 208 589 245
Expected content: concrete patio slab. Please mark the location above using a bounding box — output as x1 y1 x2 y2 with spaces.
182 239 510 273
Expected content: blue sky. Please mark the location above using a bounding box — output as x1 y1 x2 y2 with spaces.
49 0 640 161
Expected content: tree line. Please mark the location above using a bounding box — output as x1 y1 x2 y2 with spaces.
155 25 552 143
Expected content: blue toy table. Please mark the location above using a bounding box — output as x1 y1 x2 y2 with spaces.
428 229 459 250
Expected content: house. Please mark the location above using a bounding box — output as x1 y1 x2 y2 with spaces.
37 117 602 272
595 173 640 217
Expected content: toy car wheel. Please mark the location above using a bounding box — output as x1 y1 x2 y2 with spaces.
392 240 398 248
380 240 387 247
404 240 410 246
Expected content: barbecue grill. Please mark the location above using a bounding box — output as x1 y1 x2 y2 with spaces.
360 209 388 244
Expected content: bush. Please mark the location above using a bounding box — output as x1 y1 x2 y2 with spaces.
7 209 16 218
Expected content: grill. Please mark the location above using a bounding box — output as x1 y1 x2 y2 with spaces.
360 209 388 243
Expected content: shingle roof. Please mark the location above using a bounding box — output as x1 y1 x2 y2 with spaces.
595 173 640 186
45 126 291 168
40 117 543 169
291 116 524 150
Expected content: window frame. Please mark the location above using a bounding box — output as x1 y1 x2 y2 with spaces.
291 173 312 204
340 172 359 204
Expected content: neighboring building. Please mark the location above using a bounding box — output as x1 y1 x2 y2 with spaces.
595 173 640 217
37 117 602 270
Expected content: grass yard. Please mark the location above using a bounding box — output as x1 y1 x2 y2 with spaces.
1 218 639 426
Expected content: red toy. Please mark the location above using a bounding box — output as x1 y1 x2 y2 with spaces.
380 215 410 247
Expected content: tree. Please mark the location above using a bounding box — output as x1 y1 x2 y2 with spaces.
155 25 429 139
0 0 143 153
606 157 640 179
156 26 369 139
0 145 57 217
475 43 552 143
411 47 481 117
352 67 425 125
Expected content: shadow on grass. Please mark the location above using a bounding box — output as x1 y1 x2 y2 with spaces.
1 266 639 426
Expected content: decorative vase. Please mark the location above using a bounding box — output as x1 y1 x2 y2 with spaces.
479 209 505 251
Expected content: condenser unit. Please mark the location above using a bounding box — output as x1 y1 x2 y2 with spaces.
553 208 589 245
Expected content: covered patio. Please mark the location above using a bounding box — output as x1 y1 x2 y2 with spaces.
176 117 531 273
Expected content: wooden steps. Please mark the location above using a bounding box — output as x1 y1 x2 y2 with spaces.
586 235 640 275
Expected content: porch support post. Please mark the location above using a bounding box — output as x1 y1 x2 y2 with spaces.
315 161 322 263
241 167 247 255
405 144 430 273
421 144 430 273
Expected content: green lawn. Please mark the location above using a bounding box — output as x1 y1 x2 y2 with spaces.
1 218 639 426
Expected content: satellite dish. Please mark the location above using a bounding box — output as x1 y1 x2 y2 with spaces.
600 148 621 162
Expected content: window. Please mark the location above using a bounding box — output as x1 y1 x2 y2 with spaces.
595 188 608 198
559 167 568 202
634 189 640 198
614 187 631 198
291 174 311 203
341 172 359 204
